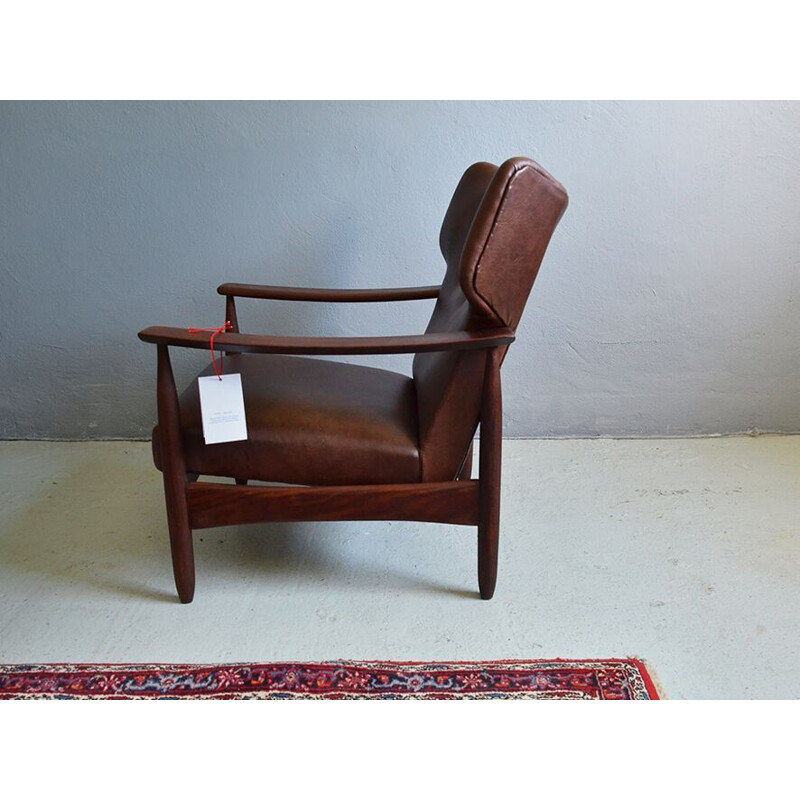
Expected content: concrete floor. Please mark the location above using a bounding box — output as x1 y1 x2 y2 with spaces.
0 437 797 698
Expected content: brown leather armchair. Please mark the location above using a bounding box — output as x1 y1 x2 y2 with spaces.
139 157 568 603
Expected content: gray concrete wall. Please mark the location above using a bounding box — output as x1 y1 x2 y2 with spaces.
2 101 799 439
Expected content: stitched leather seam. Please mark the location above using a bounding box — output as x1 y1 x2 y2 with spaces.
468 163 528 327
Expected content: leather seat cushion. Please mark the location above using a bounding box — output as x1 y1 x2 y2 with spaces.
152 353 421 485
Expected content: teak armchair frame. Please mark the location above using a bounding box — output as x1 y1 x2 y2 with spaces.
139 284 511 604
138 156 568 604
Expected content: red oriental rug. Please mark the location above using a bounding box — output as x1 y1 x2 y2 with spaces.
0 659 659 699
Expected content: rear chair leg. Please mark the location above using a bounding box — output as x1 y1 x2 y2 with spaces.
478 348 502 600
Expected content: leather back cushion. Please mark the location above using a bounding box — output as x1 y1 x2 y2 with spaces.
413 157 568 480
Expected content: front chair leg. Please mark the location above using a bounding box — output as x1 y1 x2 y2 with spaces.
478 348 502 600
163 472 195 604
157 344 196 603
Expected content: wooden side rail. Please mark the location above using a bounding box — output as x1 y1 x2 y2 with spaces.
187 481 480 529
217 283 440 302
138 326 515 355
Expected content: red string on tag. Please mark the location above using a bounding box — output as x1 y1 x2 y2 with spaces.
187 321 233 380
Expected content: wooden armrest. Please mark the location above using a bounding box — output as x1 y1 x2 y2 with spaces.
216 283 440 302
138 326 514 355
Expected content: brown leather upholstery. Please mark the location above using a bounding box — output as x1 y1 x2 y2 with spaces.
413 157 568 480
152 156 567 488
153 354 421 485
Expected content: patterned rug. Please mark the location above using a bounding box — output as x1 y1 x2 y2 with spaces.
0 659 659 699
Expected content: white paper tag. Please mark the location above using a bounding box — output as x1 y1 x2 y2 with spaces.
197 373 248 445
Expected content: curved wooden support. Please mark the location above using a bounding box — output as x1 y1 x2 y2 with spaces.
138 325 515 356
217 282 440 303
157 345 195 603
478 348 502 600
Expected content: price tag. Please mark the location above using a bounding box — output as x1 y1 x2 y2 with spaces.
197 373 248 444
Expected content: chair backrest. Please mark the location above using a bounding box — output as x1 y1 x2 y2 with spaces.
412 157 568 480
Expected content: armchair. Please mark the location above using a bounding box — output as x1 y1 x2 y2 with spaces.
139 156 568 603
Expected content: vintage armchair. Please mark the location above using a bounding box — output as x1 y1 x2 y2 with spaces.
139 156 568 603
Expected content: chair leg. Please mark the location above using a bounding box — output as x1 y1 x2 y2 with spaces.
478 461 500 600
163 472 195 604
478 349 502 600
157 344 195 603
